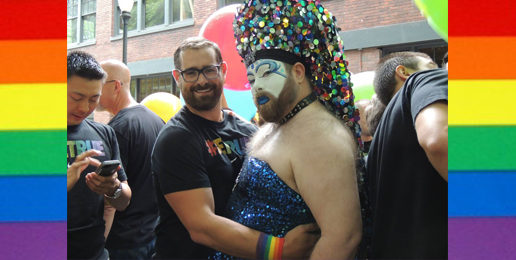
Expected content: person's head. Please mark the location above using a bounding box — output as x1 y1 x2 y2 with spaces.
172 37 227 112
246 50 312 123
373 51 437 106
97 59 132 114
67 50 106 126
234 0 357 130
355 99 372 142
365 94 386 137
442 52 448 71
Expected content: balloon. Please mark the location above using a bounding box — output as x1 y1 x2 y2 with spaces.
141 92 182 122
223 88 256 121
414 0 448 42
197 4 257 121
199 4 251 92
351 71 375 101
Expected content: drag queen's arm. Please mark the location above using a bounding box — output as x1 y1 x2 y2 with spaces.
293 128 362 259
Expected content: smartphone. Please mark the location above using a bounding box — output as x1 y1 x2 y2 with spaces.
95 160 121 176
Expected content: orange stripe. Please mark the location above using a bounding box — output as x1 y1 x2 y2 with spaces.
449 37 516 80
0 40 66 84
273 237 281 259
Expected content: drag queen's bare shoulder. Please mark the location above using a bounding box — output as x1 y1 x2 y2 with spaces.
284 101 354 143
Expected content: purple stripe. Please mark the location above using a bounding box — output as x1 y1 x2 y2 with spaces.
0 221 66 260
449 218 516 259
256 233 268 259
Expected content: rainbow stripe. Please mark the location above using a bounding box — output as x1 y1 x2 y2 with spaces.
449 0 516 258
256 233 285 259
0 1 66 259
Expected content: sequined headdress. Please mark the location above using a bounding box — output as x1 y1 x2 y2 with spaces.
233 0 362 146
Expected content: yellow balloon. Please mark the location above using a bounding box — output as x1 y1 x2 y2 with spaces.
140 92 182 122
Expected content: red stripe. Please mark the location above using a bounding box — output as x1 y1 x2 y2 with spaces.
0 1 65 40
277 237 285 259
450 0 516 36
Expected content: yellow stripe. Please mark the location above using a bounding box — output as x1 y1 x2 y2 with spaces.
449 80 516 125
268 236 276 259
0 83 66 130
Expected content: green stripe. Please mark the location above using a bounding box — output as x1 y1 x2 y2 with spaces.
0 130 65 176
264 235 272 259
450 126 516 171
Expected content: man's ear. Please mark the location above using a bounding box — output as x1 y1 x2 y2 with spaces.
114 80 122 94
172 70 181 84
292 62 306 84
395 65 411 80
220 61 228 79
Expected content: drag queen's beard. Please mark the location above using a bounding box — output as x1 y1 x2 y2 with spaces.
256 76 298 123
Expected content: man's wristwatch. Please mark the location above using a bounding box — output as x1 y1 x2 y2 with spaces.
104 182 123 199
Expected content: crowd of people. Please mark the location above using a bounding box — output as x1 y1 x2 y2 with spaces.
67 0 448 259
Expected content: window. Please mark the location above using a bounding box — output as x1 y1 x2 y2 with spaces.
130 75 180 102
382 40 448 68
67 0 97 44
115 0 194 35
146 0 165 27
222 0 242 6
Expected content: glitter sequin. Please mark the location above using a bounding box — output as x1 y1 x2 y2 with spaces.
212 157 315 259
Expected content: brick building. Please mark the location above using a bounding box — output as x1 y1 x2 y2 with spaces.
67 0 447 123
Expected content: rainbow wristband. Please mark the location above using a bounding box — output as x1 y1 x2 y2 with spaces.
256 233 285 259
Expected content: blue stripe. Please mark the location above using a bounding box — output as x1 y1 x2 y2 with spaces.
449 172 516 217
0 176 66 222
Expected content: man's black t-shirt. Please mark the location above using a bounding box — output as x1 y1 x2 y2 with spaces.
152 107 257 259
366 69 448 259
105 105 165 250
67 119 127 260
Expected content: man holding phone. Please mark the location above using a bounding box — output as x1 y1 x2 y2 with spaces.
67 50 132 260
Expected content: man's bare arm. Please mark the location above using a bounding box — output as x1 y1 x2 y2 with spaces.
293 128 362 259
103 199 116 240
165 188 319 259
415 101 448 181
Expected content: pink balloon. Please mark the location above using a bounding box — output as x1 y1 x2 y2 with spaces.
199 4 250 91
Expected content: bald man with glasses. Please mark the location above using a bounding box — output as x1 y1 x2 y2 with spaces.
97 59 165 260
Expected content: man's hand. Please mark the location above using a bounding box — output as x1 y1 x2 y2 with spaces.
85 165 122 196
282 223 321 259
67 149 101 192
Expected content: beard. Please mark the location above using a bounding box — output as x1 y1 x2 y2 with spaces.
181 81 223 111
255 76 298 123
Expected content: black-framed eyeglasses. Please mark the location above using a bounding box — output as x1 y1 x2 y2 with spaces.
105 80 123 85
175 64 222 83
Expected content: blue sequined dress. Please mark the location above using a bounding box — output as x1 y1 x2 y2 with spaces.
212 156 316 259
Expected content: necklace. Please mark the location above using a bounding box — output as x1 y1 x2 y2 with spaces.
279 92 317 124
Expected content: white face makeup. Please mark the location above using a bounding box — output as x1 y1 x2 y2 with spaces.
247 59 288 105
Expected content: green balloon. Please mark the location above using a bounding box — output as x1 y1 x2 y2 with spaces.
414 0 448 42
351 71 375 101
